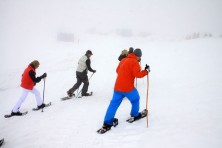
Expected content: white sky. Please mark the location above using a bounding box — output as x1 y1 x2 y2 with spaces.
0 0 222 39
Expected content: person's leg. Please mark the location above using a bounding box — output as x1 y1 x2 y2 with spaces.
81 75 89 95
30 88 43 106
12 88 29 112
0 138 4 147
104 91 125 126
125 88 140 117
68 73 82 94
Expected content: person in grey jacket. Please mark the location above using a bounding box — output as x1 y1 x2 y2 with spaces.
67 50 96 97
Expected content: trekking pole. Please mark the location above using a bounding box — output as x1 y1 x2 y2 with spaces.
76 72 95 98
135 78 137 88
42 78 46 112
146 74 149 128
135 62 141 88
88 72 94 80
136 61 142 88
76 88 79 96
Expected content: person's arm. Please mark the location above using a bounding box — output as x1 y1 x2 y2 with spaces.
29 70 42 83
86 59 96 73
118 55 123 61
133 62 148 78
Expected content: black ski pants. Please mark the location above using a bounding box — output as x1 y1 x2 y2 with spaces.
68 71 89 95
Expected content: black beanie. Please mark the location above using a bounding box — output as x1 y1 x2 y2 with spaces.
86 50 93 55
129 47 134 53
134 48 142 57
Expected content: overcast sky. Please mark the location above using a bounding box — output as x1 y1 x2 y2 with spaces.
0 0 222 41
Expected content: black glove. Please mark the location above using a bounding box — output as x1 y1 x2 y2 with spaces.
93 70 96 73
144 64 150 72
41 73 47 79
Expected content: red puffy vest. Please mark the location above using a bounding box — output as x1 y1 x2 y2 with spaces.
20 65 36 90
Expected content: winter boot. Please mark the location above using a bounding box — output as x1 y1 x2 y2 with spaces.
67 91 74 98
97 118 118 134
113 118 118 127
82 92 91 96
11 111 23 116
37 103 46 109
126 109 147 123
98 123 112 134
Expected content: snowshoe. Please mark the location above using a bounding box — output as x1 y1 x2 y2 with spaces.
97 118 118 134
32 102 52 111
4 111 28 118
78 92 93 98
126 109 147 123
61 93 75 101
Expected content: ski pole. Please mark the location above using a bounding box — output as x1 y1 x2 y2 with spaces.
76 72 95 98
42 78 46 112
146 74 149 128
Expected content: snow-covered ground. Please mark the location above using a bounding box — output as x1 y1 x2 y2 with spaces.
1 0 222 147
0 38 222 148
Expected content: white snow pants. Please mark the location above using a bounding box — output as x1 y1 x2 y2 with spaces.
12 88 43 112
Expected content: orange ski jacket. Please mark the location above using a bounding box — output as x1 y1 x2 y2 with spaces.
114 53 148 92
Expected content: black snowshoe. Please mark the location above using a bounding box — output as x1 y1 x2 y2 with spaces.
77 92 93 98
4 111 28 118
61 93 75 101
126 109 147 123
97 118 118 134
32 102 52 111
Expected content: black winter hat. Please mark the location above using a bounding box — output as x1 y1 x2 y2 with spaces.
86 50 93 55
134 48 142 57
128 47 134 53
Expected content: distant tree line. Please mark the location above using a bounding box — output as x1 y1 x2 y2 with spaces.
185 32 222 40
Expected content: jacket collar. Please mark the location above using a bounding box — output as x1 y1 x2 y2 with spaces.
127 53 137 60
29 64 36 71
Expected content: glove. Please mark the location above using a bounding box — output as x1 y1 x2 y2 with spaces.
93 70 96 73
144 64 150 72
41 73 47 79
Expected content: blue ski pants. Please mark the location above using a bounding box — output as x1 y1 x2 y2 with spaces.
104 88 140 126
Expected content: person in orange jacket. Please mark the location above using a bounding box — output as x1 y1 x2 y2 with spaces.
98 49 150 133
11 60 47 116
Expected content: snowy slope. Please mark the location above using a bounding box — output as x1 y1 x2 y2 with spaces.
1 0 222 147
0 38 222 148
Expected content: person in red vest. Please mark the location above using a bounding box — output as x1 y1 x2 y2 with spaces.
11 60 47 116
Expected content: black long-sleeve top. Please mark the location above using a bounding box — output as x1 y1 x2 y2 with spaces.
28 64 42 84
86 59 95 72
